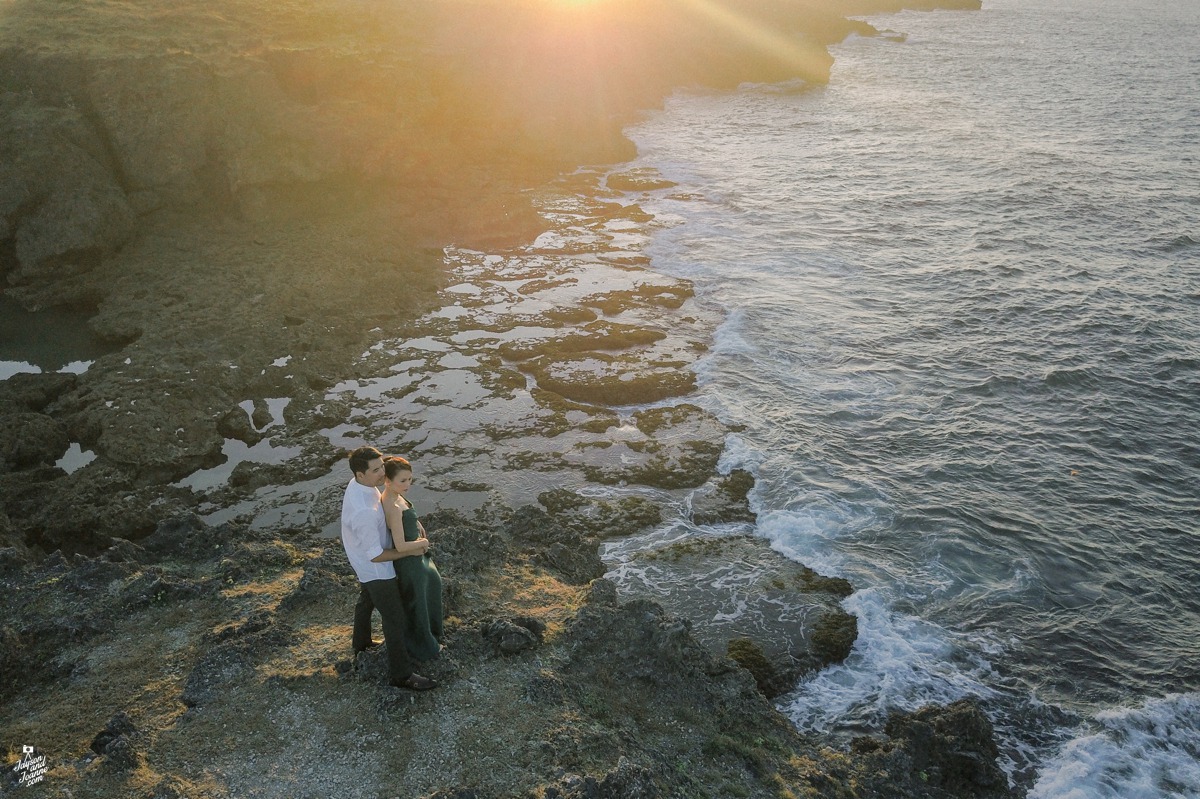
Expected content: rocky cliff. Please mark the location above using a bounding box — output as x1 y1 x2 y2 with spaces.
0 0 902 534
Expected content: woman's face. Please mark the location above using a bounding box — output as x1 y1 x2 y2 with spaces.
387 470 414 495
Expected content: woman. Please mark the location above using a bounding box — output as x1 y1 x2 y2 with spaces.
381 456 444 661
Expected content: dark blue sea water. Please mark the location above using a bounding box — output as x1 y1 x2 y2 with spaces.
619 0 1200 793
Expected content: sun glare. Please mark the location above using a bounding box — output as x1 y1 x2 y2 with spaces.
527 0 830 84
676 0 831 79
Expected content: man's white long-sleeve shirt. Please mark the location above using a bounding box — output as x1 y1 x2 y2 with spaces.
341 478 396 583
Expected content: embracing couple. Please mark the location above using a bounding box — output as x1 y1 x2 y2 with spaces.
340 445 444 691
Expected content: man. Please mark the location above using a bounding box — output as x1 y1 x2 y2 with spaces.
341 445 437 691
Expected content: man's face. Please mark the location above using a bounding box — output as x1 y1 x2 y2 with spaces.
356 457 386 487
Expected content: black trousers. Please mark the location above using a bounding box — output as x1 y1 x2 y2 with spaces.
353 578 415 681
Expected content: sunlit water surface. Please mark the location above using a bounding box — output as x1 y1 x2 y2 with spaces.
620 0 1200 793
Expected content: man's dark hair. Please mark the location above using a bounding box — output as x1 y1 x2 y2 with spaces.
348 446 383 476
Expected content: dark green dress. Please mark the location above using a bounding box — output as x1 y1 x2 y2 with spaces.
395 501 443 661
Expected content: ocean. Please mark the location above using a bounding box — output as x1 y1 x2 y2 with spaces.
613 0 1200 794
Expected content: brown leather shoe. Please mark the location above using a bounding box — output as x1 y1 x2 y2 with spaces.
390 673 438 691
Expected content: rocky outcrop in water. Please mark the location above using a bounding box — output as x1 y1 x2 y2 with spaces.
617 533 857 698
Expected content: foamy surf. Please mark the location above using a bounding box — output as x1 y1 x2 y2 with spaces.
1029 694 1200 799
779 587 997 733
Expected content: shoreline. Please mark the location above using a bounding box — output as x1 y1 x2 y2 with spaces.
0 2 1011 796
1 146 1014 799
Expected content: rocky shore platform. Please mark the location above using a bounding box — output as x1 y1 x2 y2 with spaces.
1 1 1006 797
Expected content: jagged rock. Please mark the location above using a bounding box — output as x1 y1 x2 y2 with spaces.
228 460 290 491
606 168 678 192
503 506 605 585
214 542 301 590
583 284 694 317
727 638 790 698
810 609 858 666
279 561 354 611
689 469 757 526
524 670 568 704
522 352 695 407
101 538 145 563
883 699 1008 795
537 490 662 541
249 399 273 431
301 544 357 579
139 514 207 555
216 406 262 445
541 757 657 799
0 372 77 413
484 617 543 655
574 405 727 491
0 90 136 285
85 55 219 205
149 778 195 799
139 513 239 558
0 465 188 555
618 534 856 697
0 412 69 469
0 546 28 577
0 626 31 700
120 571 209 609
14 184 136 281
566 597 726 684
427 522 511 575
0 552 128 702
534 540 606 584
497 323 664 362
210 610 276 644
585 578 618 608
61 556 137 595
90 711 138 767
73 375 229 484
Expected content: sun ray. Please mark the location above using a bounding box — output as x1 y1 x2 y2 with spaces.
674 0 833 81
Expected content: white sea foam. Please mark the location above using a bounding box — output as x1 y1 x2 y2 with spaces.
756 499 879 577
708 308 757 358
1029 694 1200 799
715 433 764 477
781 587 996 734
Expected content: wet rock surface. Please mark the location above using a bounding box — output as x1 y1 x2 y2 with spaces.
847 699 1012 799
689 469 758 526
611 534 857 698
